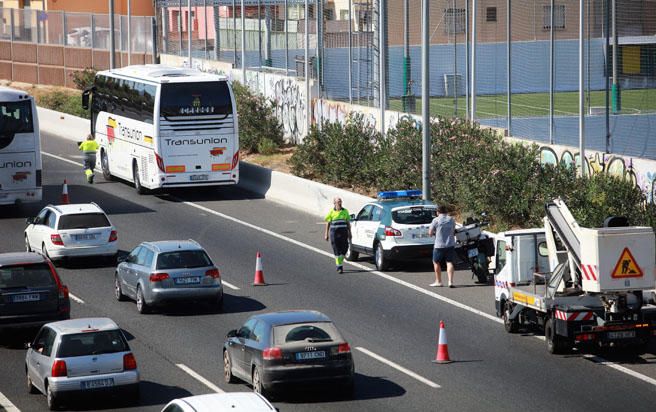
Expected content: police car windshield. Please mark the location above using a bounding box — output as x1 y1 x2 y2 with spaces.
160 82 232 117
392 207 435 225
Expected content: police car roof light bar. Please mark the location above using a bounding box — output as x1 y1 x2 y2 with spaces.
377 190 423 200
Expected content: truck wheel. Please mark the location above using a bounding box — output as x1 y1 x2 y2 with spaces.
545 318 569 354
503 302 519 333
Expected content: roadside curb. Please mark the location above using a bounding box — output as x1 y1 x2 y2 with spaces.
36 107 374 218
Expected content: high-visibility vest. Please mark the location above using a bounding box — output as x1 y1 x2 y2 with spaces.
79 140 99 153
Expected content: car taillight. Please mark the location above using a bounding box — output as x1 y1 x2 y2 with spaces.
384 227 402 237
155 153 165 173
231 151 239 170
149 273 170 282
108 230 118 242
51 234 64 245
338 343 351 354
51 360 67 377
58 285 69 300
123 353 137 370
205 268 220 278
263 347 282 360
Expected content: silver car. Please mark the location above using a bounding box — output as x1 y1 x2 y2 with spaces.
114 240 223 314
25 317 140 410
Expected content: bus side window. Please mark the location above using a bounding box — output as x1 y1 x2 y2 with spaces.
143 85 156 124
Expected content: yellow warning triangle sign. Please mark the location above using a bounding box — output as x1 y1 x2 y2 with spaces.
611 248 643 278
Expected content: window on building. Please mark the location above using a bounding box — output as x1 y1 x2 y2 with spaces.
340 9 350 21
486 7 497 22
324 9 334 20
543 4 566 30
444 8 465 34
357 10 371 31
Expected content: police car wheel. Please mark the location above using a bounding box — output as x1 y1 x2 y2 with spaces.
345 245 359 261
374 243 389 271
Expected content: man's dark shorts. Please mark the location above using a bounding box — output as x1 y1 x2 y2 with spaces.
433 247 455 266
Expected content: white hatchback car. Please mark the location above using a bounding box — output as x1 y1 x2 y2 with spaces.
25 317 140 410
161 392 275 412
24 203 118 263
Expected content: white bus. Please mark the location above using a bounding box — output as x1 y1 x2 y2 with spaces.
82 65 239 193
0 87 42 205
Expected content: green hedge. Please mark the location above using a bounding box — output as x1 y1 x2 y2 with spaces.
291 114 655 231
37 90 89 119
232 81 284 154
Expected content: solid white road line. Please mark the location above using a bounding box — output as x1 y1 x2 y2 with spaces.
0 391 21 412
42 151 83 167
68 292 85 304
221 280 240 290
176 364 225 393
356 347 440 389
42 152 656 388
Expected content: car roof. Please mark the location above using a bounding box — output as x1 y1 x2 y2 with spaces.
0 252 47 266
45 317 119 335
142 240 202 253
173 393 275 412
47 203 105 215
250 310 332 326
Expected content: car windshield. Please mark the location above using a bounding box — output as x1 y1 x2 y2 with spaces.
58 213 110 230
273 322 341 345
392 207 435 225
57 330 128 357
156 250 212 270
0 263 54 289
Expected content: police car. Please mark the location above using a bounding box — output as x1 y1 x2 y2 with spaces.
347 190 437 271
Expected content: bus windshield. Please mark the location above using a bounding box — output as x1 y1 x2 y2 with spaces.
0 100 33 149
160 82 232 117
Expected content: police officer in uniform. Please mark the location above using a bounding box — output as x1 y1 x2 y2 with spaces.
78 134 100 184
324 196 351 273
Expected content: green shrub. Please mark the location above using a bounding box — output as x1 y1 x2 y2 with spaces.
70 68 97 91
232 81 284 154
257 138 279 155
37 90 89 119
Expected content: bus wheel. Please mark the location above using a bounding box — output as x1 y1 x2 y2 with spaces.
101 150 112 181
133 162 146 195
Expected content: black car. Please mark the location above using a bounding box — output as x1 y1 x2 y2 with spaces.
223 310 355 397
0 252 70 337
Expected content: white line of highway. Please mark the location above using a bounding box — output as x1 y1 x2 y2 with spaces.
356 347 441 388
69 292 85 304
0 391 20 412
176 364 225 393
42 151 656 389
221 280 240 290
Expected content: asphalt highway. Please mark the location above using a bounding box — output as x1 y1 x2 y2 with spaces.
0 132 655 412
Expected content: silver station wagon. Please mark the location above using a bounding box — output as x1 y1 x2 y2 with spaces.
25 317 140 410
114 240 223 314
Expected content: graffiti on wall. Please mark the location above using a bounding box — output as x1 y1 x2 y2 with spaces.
539 146 656 203
270 77 306 143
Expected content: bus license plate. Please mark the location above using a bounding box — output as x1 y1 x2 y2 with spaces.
81 378 114 390
467 248 479 258
190 174 209 181
607 330 635 339
296 351 326 360
13 293 41 303
175 276 200 285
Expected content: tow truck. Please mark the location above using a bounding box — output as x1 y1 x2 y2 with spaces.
494 198 656 354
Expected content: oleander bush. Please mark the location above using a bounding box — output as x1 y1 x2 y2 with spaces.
70 67 97 90
232 81 284 154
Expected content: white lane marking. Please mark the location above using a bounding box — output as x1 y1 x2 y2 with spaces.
41 152 656 388
356 347 440 389
176 363 224 393
221 280 240 290
0 391 21 412
69 292 85 304
42 151 83 167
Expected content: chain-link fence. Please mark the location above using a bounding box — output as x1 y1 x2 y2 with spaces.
0 8 154 53
165 0 656 159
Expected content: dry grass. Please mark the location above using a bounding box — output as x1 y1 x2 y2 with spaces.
0 80 80 100
241 145 295 174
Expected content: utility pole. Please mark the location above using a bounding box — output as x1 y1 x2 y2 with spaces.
421 0 430 200
127 0 131 65
506 0 511 134
611 0 619 113
579 0 585 176
188 0 192 67
471 0 477 121
109 0 115 69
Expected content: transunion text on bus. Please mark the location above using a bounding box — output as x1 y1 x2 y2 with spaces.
0 160 32 168
165 137 229 146
118 123 143 141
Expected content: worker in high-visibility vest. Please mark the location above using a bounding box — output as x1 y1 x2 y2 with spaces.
324 197 351 274
78 134 100 184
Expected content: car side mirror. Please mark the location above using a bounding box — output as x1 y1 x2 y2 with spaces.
350 214 356 220
26 217 35 225
226 329 237 338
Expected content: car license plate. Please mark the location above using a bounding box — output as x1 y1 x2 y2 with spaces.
608 330 635 339
467 248 479 258
75 234 96 240
13 293 40 303
81 378 114 390
190 174 209 181
296 351 326 360
175 276 201 285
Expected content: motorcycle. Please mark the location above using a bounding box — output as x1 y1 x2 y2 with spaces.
454 215 495 284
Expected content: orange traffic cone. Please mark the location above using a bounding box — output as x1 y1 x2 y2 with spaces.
253 251 267 286
432 321 452 364
61 180 70 204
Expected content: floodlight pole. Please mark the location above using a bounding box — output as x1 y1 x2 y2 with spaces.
421 0 430 201
579 0 585 176
470 0 477 121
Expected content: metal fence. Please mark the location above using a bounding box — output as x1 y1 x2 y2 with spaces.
0 8 154 54
162 0 654 159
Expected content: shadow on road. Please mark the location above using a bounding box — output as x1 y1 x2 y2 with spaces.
159 293 266 317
